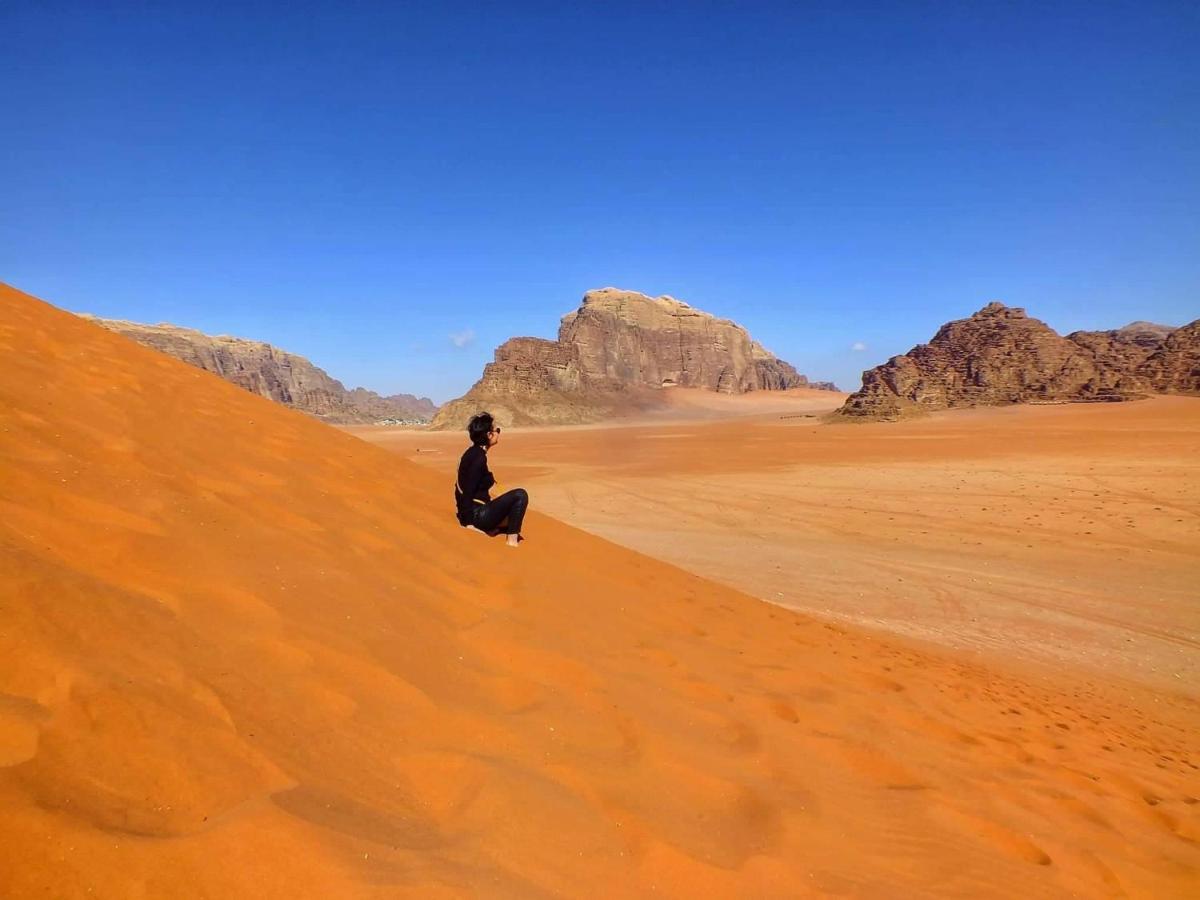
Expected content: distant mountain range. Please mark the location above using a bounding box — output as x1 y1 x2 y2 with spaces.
81 317 437 424
82 297 1197 430
838 303 1199 420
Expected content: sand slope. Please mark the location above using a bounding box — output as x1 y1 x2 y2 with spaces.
2 283 1198 897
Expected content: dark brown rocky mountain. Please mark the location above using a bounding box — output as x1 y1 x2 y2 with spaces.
838 303 1196 420
83 317 437 424
432 288 835 428
1137 320 1200 394
1065 321 1177 381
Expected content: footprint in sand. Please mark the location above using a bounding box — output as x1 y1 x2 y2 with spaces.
0 693 48 767
861 672 906 693
769 698 800 724
938 807 1053 866
809 734 931 792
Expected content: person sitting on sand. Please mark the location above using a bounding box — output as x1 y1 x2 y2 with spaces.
454 412 528 548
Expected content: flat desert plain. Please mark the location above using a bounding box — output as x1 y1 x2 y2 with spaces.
356 391 1200 693
2 283 1198 898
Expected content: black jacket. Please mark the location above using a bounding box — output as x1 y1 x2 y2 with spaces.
454 445 495 525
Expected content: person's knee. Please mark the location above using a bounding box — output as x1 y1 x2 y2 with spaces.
513 487 528 503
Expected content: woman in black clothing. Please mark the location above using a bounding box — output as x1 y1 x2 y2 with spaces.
454 412 528 548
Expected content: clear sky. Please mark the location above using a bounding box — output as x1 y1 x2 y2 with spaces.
2 1 1197 402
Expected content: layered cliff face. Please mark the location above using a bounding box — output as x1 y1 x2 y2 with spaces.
433 288 834 428
838 303 1195 420
558 288 814 393
84 317 437 424
1138 320 1200 394
1065 321 1177 389
432 336 645 429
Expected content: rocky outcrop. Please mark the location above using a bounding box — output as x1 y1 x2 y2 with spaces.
433 336 657 429
1065 321 1176 388
1137 320 1200 394
838 303 1196 420
345 389 439 423
83 317 437 424
557 289 816 393
432 288 834 428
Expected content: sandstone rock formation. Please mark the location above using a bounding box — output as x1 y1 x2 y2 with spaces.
1065 321 1176 385
1137 320 1200 394
838 303 1196 420
83 317 437 424
432 288 834 428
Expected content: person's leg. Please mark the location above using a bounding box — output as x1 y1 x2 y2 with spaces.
497 488 528 535
472 488 528 538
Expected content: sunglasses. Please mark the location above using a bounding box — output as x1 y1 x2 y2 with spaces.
490 426 502 434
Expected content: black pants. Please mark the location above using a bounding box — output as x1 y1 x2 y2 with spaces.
472 488 529 535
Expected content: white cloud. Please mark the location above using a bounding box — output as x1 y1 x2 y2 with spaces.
449 329 475 349
851 341 867 352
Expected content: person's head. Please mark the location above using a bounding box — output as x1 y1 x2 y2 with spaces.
468 412 502 448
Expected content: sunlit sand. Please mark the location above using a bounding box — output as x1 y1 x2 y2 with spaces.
4 285 1198 897
363 391 1199 691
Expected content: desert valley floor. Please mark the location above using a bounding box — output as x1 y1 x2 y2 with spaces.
2 285 1198 898
354 390 1200 695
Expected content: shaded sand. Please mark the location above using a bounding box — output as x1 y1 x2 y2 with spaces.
2 284 1198 898
365 396 1200 694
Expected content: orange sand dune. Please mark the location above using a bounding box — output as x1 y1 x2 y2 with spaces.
2 282 1198 897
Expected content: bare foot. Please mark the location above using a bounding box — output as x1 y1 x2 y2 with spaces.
506 534 520 548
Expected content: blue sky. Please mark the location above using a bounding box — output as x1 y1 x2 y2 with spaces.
2 1 1197 402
